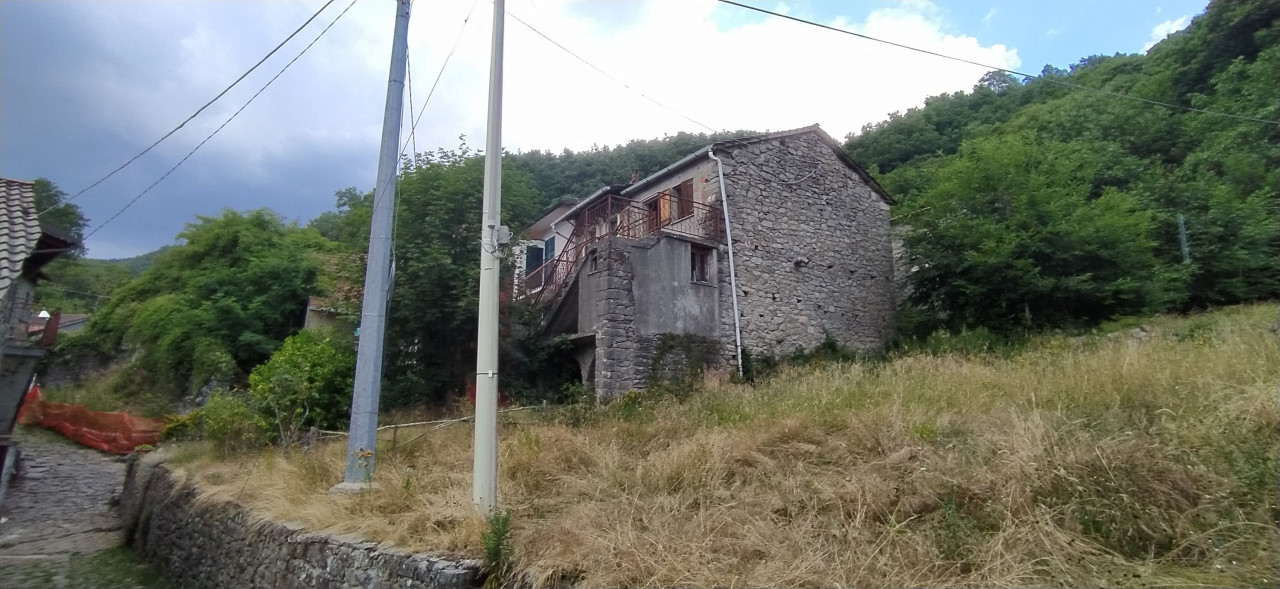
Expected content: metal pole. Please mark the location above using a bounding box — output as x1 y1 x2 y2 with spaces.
472 0 505 513
333 0 411 492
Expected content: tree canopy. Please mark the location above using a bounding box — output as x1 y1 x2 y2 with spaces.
79 209 328 396
849 0 1278 333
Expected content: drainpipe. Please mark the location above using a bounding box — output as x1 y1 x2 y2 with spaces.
708 148 744 377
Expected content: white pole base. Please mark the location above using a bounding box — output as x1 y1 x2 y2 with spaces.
328 481 381 494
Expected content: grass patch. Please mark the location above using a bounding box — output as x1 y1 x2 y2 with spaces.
179 303 1280 587
0 547 171 589
40 364 174 419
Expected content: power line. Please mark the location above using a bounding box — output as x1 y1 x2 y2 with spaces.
82 0 361 241
42 0 340 217
35 285 113 300
506 11 718 133
715 0 1280 126
401 0 482 158
384 0 482 262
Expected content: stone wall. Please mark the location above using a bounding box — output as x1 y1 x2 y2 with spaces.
38 347 115 391
640 333 722 388
119 455 481 589
591 242 639 399
588 237 728 399
718 132 895 357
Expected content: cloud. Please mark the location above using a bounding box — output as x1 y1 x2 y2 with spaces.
1144 16 1190 52
982 8 997 27
0 0 1019 257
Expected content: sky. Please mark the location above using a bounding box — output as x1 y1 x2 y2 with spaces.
0 0 1208 259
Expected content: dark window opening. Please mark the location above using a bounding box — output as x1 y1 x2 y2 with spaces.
524 245 544 272
690 246 710 284
589 249 599 272
544 235 556 258
646 198 662 232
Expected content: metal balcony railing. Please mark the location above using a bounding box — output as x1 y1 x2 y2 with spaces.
523 193 723 307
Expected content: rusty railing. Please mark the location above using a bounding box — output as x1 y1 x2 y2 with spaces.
523 193 723 307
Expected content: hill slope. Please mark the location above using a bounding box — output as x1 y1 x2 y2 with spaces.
844 0 1278 331
185 303 1280 587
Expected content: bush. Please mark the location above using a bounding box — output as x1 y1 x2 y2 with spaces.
249 328 355 442
201 392 265 453
159 411 200 442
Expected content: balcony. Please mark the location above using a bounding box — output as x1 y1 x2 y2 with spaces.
523 192 723 306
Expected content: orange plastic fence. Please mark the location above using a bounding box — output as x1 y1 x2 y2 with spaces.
16 386 166 454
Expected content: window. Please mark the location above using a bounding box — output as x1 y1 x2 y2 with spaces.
588 249 599 272
524 245 544 272
690 246 711 284
524 245 545 290
673 179 694 220
544 236 556 259
645 198 663 232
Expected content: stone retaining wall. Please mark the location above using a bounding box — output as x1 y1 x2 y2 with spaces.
120 454 481 589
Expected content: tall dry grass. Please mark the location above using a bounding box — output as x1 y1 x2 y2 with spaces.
181 304 1279 587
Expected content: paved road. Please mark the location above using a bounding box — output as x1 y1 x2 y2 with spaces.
0 427 169 588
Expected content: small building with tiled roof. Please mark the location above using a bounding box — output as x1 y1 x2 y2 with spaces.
1 177 77 501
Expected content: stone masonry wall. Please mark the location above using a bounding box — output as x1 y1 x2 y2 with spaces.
718 132 895 357
119 455 481 589
592 241 639 399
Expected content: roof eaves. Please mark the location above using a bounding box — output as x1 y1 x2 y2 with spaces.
712 124 894 206
619 145 713 198
549 184 628 227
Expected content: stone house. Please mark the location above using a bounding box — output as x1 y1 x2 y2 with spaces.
515 125 895 399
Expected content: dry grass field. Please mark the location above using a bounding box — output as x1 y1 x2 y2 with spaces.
177 304 1279 587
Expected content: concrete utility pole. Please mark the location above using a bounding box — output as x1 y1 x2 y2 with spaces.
472 0 506 513
333 0 411 493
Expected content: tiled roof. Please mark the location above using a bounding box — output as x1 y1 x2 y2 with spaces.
0 178 43 303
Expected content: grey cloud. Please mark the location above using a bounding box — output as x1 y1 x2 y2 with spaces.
1 1 398 258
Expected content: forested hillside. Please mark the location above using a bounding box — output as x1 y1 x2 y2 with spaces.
844 0 1278 333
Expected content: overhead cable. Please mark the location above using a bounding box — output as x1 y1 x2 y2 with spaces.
83 0 361 240
506 11 718 133
401 0 483 158
715 0 1280 126
42 0 340 216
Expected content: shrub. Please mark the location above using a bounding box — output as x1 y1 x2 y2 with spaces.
481 510 514 589
201 392 265 453
159 411 201 442
249 328 355 443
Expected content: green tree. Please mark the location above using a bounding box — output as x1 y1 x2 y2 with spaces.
84 209 328 396
377 147 541 406
898 133 1175 329
309 187 373 247
31 178 87 254
855 0 1278 329
34 259 132 313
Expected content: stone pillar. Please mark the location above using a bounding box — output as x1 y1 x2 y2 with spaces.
592 244 638 400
